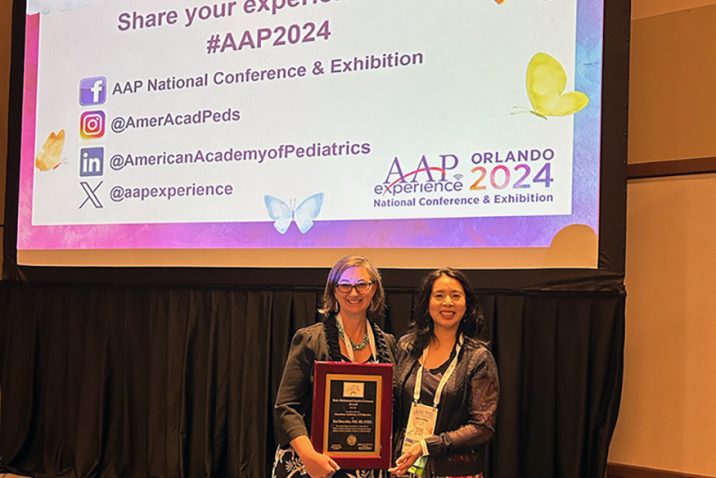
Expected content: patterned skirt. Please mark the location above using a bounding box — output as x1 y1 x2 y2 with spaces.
271 446 387 478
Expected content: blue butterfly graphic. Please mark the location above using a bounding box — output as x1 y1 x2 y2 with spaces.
264 193 324 234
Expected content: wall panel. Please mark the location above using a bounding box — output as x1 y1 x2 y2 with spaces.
628 5 716 164
1 0 12 273
611 175 716 475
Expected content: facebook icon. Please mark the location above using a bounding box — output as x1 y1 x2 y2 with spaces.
79 146 104 177
79 76 107 106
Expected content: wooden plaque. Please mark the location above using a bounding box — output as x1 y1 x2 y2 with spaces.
311 361 393 469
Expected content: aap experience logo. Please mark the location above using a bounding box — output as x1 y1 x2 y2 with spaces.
374 155 462 196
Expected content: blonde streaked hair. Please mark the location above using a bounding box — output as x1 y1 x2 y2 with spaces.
319 255 386 319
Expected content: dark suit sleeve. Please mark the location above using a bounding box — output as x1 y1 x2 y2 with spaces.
273 328 316 446
425 347 500 456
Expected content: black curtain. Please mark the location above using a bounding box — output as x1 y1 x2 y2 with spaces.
0 281 623 478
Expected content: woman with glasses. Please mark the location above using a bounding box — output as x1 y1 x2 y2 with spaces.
389 268 499 478
272 255 397 478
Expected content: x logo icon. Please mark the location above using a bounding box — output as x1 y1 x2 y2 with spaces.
79 181 103 209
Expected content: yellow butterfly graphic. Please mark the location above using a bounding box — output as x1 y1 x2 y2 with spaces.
35 129 66 171
523 52 589 119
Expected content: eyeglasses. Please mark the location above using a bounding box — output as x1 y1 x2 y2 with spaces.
336 281 375 294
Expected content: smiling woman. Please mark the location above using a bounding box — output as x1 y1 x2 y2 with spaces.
391 268 499 478
428 274 467 334
271 256 397 478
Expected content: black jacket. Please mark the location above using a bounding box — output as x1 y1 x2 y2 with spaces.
393 334 499 476
273 316 397 446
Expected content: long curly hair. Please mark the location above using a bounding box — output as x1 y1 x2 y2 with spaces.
318 255 386 320
405 268 487 356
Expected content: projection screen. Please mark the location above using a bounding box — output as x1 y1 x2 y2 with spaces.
16 0 606 268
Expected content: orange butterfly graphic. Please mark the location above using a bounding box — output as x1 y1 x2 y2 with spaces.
35 129 65 171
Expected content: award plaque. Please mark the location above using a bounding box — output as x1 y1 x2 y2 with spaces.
311 361 393 469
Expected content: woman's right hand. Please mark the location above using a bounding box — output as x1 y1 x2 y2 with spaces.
388 441 423 476
300 450 341 478
290 436 340 478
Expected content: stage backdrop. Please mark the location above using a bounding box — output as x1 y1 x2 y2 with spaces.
1 0 628 476
0 280 624 478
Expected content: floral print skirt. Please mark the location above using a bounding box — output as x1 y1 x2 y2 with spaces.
272 445 387 478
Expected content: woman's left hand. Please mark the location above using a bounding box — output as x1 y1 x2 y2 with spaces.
388 442 423 476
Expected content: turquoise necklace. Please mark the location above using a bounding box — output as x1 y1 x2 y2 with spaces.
336 320 370 350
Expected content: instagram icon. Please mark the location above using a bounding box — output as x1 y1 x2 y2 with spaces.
80 110 105 139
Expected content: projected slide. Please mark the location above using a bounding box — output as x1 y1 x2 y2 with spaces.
18 0 603 252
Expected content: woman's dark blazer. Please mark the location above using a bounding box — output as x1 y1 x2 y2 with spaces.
273 315 397 446
393 334 499 476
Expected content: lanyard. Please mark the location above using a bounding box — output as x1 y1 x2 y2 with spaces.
413 334 463 408
336 315 377 363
